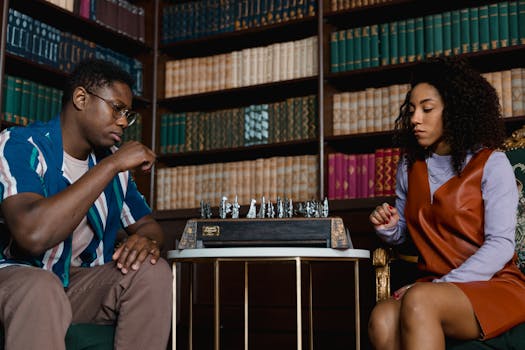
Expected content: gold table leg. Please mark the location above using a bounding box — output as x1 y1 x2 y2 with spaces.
214 260 220 350
355 260 360 350
309 263 313 350
172 262 177 350
244 262 249 350
296 258 302 350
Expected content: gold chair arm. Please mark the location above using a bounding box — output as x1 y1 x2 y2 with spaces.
373 248 391 302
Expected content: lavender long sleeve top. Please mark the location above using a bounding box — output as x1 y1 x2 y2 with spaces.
376 151 519 283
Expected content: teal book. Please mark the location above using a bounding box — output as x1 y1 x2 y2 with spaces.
180 113 186 152
4 76 15 123
397 20 407 64
380 22 390 66
415 17 424 61
35 83 46 122
470 7 480 52
338 30 347 72
489 3 500 49
479 5 490 50
509 1 519 46
442 11 452 56
362 25 371 68
406 18 415 62
519 0 525 44
460 8 471 53
331 31 339 73
424 15 434 58
433 14 443 57
451 10 461 55
346 28 355 70
19 79 31 125
499 2 510 47
370 24 380 67
28 81 38 124
389 21 398 65
50 88 61 121
13 77 23 124
353 26 363 69
160 114 168 154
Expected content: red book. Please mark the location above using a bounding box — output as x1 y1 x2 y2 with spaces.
342 154 349 199
347 154 357 199
334 153 345 199
360 154 369 198
383 148 394 196
79 0 90 19
328 153 336 199
391 148 401 193
367 153 376 198
375 148 384 196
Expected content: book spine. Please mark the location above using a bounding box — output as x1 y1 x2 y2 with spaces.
388 21 398 65
509 1 519 46
415 16 424 60
470 7 480 52
479 5 490 51
442 11 452 56
353 27 362 69
499 2 510 48
489 3 500 49
380 23 389 66
397 20 406 64
451 10 461 55
460 8 471 53
424 15 434 58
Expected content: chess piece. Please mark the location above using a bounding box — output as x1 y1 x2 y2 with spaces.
267 200 275 218
286 198 293 218
276 197 284 218
322 197 329 217
219 196 232 219
257 196 266 218
232 195 241 219
246 199 257 218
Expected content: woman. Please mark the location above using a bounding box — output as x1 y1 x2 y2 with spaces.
368 56 525 349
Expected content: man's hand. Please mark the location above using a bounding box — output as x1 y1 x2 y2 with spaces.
110 141 156 173
112 234 161 274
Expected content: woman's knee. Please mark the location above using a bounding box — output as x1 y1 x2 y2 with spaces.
369 300 399 345
399 283 437 327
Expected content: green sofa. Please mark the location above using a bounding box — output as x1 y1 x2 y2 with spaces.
0 324 114 350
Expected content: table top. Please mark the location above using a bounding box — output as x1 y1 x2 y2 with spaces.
168 247 370 260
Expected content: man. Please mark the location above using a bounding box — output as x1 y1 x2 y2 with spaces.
0 59 172 349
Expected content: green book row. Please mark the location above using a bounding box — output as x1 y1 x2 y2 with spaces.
120 116 142 144
159 95 317 154
2 75 62 126
331 1 525 72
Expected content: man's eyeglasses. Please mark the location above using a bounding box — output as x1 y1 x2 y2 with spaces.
86 89 139 127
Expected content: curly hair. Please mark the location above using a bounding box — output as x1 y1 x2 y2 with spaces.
62 58 135 106
393 56 505 175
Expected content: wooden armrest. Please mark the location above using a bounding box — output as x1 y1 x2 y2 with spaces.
373 247 391 302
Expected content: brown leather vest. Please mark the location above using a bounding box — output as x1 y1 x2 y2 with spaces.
406 149 497 276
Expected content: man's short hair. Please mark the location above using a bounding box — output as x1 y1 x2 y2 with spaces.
62 58 135 105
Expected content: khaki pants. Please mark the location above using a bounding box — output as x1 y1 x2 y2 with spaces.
0 258 172 350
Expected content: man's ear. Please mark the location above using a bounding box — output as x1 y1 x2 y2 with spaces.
72 86 88 111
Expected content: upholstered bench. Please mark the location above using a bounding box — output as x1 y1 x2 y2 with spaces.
0 324 115 350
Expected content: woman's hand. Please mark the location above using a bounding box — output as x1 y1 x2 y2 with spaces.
369 202 399 229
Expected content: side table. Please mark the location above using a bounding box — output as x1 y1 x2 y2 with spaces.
168 247 370 350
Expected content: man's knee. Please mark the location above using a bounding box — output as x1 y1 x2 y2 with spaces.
3 267 71 325
136 257 172 290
